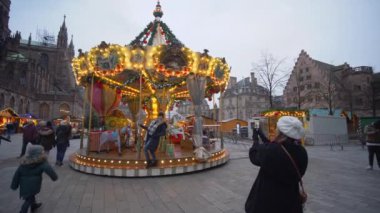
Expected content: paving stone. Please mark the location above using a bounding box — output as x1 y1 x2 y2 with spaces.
1 134 380 212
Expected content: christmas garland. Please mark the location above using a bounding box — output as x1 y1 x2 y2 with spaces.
130 22 153 45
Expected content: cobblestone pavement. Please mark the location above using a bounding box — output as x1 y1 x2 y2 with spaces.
1 134 379 213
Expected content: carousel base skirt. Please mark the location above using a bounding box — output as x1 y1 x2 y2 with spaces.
69 145 229 177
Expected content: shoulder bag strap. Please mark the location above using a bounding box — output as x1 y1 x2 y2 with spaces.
280 144 306 194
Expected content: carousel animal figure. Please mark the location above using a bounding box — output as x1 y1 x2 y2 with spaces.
98 130 122 156
120 125 133 148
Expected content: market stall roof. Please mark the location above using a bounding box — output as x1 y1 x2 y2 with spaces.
309 108 350 118
0 108 19 117
220 118 248 123
19 113 38 119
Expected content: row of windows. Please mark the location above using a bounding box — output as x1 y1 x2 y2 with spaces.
287 96 364 105
293 82 320 91
289 96 322 103
0 94 30 114
298 75 312 81
227 96 266 104
299 68 310 74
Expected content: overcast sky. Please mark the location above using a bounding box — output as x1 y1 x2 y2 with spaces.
9 0 380 87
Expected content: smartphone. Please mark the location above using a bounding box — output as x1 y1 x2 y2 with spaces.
254 120 260 129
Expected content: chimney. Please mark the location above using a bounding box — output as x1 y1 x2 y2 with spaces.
251 72 257 89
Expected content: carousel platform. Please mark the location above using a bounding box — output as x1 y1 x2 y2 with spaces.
69 142 229 177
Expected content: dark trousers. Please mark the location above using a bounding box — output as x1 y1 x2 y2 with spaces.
20 140 37 157
20 195 36 213
144 137 159 163
56 143 67 163
368 145 380 167
20 141 29 157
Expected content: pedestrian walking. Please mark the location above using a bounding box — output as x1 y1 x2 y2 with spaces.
245 116 308 213
55 120 72 166
11 144 58 213
0 135 12 145
6 122 14 139
37 121 56 156
364 120 380 170
139 112 167 168
18 121 38 158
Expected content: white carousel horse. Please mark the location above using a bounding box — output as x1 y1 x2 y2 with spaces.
98 130 121 155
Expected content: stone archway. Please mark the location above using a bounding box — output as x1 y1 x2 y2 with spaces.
39 103 50 120
26 101 30 113
0 93 4 109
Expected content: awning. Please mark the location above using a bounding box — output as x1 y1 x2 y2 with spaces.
0 108 19 117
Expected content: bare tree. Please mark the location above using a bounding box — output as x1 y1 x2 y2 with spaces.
252 52 289 108
362 82 376 116
315 69 339 115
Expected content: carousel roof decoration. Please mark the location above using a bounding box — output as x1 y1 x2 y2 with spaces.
130 1 181 47
72 0 230 115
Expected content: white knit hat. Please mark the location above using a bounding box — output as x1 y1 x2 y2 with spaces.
276 116 305 140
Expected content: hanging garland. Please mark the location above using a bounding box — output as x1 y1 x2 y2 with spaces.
148 21 159 45
160 22 181 45
130 22 154 45
82 74 138 97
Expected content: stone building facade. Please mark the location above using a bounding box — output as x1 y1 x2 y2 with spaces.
219 72 270 121
283 50 376 117
0 0 82 120
372 72 380 116
176 100 212 118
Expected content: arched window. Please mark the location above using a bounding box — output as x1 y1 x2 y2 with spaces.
18 99 24 114
0 94 4 108
20 64 27 86
59 103 70 116
26 101 30 113
9 96 15 109
6 63 14 79
40 53 49 69
39 103 50 120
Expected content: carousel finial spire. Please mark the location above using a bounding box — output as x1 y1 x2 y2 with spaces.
153 0 163 20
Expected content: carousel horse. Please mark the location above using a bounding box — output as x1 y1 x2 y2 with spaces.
98 130 122 155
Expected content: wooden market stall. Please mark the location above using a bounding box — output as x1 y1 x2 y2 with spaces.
0 108 19 134
219 118 248 133
262 110 307 141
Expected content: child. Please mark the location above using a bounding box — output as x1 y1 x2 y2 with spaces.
11 144 58 213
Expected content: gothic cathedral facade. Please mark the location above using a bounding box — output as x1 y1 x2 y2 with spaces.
0 0 82 120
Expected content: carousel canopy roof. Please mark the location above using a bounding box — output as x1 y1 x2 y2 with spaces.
130 1 181 47
72 1 230 113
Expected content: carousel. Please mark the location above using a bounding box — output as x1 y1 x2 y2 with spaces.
69 1 230 177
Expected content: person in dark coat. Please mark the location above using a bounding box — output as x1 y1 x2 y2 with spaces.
11 144 58 213
245 116 308 213
364 120 380 170
55 120 72 166
37 121 56 156
6 122 14 139
139 112 167 168
18 121 38 158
